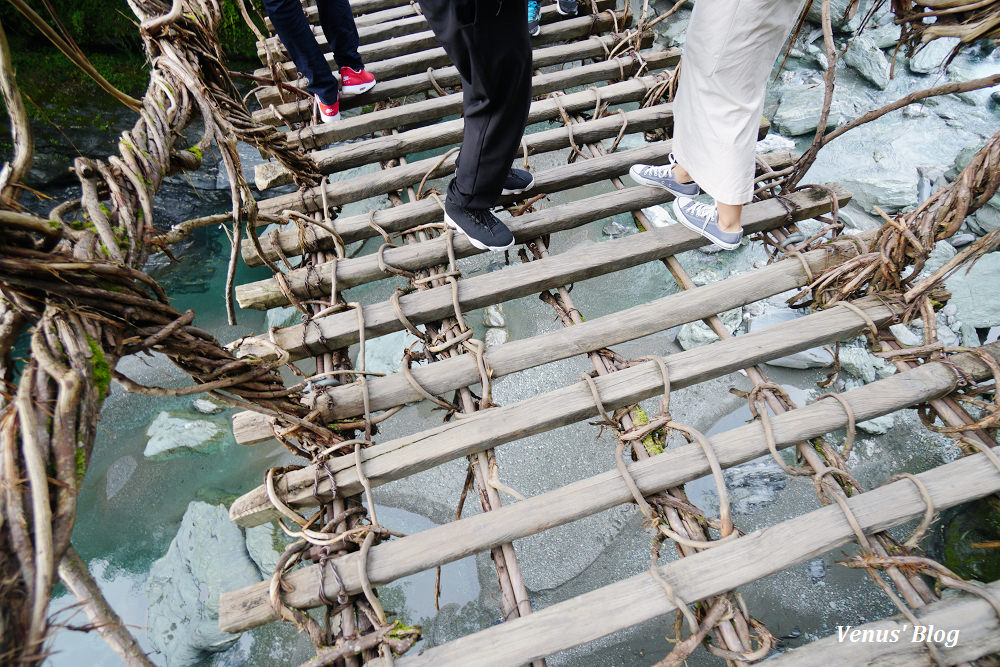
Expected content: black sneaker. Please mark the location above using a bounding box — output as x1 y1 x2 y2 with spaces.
444 201 515 251
557 0 578 15
502 168 535 195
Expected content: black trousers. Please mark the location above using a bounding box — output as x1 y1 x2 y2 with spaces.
261 0 363 105
419 0 533 209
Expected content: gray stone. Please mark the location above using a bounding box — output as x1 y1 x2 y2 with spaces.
363 328 408 374
909 38 960 74
146 502 261 666
807 557 828 583
950 233 976 248
858 412 896 435
806 0 860 31
482 304 506 328
867 23 901 49
143 411 226 459
245 521 291 579
749 308 834 369
842 170 918 214
191 398 222 415
602 220 632 239
676 308 742 350
805 43 829 70
484 327 509 348
105 455 137 501
265 305 300 330
26 152 72 188
839 346 895 384
724 458 787 514
755 133 796 154
843 34 891 89
773 86 842 136
923 241 956 274
945 252 1000 327
971 203 1000 235
888 323 922 347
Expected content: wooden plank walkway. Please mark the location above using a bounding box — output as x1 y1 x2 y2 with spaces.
217 0 1000 664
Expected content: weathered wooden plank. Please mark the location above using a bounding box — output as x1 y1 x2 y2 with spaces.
254 10 630 107
767 581 1000 666
252 37 670 129
242 151 796 308
246 136 724 271
310 228 862 418
254 73 671 190
245 185 822 376
263 0 417 30
217 344 1000 632
229 295 900 522
394 450 1000 666
258 1 614 65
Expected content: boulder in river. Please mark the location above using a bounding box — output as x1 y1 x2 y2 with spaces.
908 37 960 74
143 411 227 459
676 308 741 350
945 251 1000 328
146 502 261 666
772 86 842 136
748 307 834 369
843 34 891 89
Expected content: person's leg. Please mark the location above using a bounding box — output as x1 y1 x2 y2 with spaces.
316 0 364 71
421 0 532 209
716 201 743 232
260 0 340 105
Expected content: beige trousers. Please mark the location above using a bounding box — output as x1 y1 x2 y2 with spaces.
672 0 807 205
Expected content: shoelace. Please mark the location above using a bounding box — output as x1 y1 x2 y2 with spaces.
528 1 540 20
683 200 718 226
471 209 503 232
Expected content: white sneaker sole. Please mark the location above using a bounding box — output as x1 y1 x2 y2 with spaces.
342 80 376 95
672 199 741 250
556 3 577 15
445 212 515 251
318 111 341 124
628 164 699 198
501 174 535 196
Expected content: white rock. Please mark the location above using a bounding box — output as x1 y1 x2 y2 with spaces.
482 304 506 328
192 398 222 415
363 328 408 375
923 241 956 274
105 455 137 500
945 252 1000 328
484 327 509 348
144 412 224 459
245 522 290 579
773 86 842 137
843 34 891 89
676 308 741 350
749 308 834 369
888 323 921 347
841 170 918 214
839 346 895 384
867 23 901 49
909 38 960 74
858 413 896 435
146 502 261 666
756 133 797 154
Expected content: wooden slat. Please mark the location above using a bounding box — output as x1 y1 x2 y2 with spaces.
242 152 796 308
256 99 675 190
217 344 1000 632
766 581 1000 666
254 72 671 190
252 36 669 129
395 451 1000 666
309 228 862 419
257 1 614 64
263 0 415 29
254 10 630 107
229 295 899 520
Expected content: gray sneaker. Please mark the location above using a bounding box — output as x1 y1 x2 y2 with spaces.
672 197 743 250
557 0 578 15
629 158 701 198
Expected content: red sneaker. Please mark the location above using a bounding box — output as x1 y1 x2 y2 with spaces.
340 66 376 95
315 95 340 124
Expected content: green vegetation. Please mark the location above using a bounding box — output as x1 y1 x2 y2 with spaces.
86 334 111 401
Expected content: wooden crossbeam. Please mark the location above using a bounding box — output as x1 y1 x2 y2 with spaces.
395 448 1000 665
229 294 898 522
257 1 614 64
254 72 673 189
218 342 1000 633
254 10 630 107
241 154 795 309
251 36 668 128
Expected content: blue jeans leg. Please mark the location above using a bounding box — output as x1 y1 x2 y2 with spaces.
260 0 341 105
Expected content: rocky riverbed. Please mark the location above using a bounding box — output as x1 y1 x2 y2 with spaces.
16 0 1000 664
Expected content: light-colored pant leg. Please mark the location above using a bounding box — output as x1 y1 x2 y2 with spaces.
672 0 807 205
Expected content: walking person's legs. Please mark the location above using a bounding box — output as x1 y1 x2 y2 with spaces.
260 0 340 107
316 0 363 71
420 0 533 250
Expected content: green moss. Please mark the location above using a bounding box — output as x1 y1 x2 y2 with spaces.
75 446 87 483
943 497 1000 582
633 406 665 456
86 334 111 401
186 145 203 161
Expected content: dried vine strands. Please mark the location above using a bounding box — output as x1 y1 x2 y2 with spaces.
889 0 1000 58
0 0 327 662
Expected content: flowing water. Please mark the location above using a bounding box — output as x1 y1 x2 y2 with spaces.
18 3 1000 664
